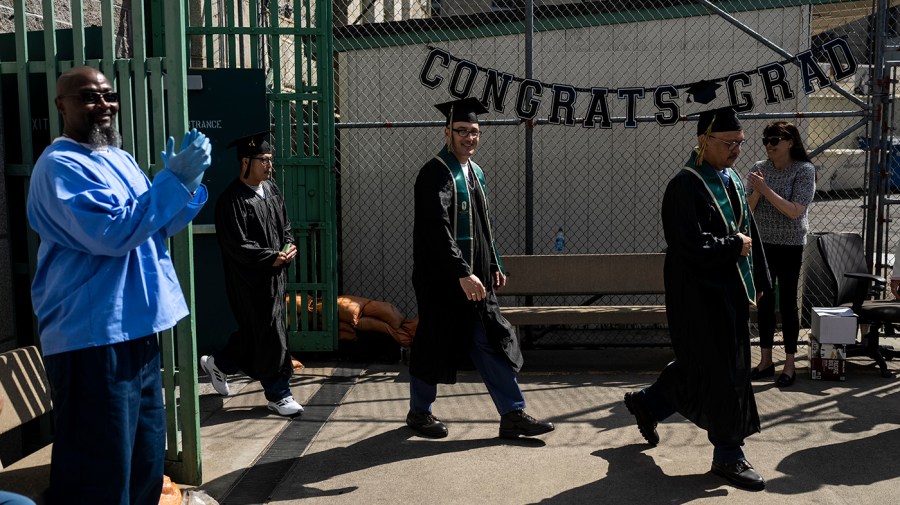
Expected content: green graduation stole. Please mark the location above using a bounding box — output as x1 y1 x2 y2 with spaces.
434 147 504 272
682 151 756 304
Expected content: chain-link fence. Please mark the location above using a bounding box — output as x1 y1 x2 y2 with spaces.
332 0 899 346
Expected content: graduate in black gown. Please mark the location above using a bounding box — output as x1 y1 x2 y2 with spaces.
624 107 771 491
199 131 304 417
406 97 554 439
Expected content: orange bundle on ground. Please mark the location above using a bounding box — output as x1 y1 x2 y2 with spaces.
290 294 418 347
338 295 370 327
339 321 357 341
361 300 404 329
158 475 182 505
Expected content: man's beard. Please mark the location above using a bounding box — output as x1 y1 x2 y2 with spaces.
88 124 122 149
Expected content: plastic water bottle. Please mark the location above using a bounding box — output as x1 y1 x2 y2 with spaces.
554 228 565 253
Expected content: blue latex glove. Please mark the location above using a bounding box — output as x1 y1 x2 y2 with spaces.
161 128 212 192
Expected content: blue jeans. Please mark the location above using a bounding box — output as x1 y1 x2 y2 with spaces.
410 318 526 416
43 335 165 505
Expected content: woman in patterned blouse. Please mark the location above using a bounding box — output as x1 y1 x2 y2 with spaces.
746 121 816 388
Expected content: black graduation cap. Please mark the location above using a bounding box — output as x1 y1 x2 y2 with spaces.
686 80 721 105
226 130 273 160
434 97 489 125
696 106 742 135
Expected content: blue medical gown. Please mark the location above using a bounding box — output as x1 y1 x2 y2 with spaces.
27 138 207 356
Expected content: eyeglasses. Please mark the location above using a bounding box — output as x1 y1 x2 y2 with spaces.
707 135 746 151
60 91 120 104
762 136 789 146
250 157 274 166
452 128 482 138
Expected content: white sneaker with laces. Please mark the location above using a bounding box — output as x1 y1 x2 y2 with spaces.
200 355 230 396
267 396 304 417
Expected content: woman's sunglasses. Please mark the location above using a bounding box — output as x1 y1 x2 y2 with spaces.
762 136 789 146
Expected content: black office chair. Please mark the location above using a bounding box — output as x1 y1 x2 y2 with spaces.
817 232 900 377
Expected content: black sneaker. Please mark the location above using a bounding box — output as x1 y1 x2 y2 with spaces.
624 391 660 446
499 410 555 439
711 459 766 491
406 411 448 438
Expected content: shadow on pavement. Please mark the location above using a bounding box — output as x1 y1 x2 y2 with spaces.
527 444 731 504
209 426 546 504
767 427 900 495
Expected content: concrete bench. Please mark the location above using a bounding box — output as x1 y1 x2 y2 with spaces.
0 346 53 502
499 253 667 328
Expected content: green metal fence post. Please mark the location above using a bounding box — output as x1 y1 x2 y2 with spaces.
162 0 202 486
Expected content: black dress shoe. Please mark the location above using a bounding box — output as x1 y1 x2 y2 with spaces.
750 364 775 380
776 371 796 387
406 411 448 438
624 392 659 446
499 410 555 438
711 459 766 491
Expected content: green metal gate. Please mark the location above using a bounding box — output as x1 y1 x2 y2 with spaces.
185 0 338 353
3 0 336 485
1 0 203 485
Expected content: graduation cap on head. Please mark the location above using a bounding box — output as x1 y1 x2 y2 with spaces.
686 80 721 105
434 97 489 125
226 130 273 160
696 106 742 135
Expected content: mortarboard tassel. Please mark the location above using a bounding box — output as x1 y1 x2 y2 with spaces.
696 115 716 166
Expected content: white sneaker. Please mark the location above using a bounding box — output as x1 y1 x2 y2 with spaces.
267 396 304 417
200 355 230 396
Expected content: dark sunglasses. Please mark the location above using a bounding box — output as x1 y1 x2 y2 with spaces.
762 136 789 146
60 91 120 104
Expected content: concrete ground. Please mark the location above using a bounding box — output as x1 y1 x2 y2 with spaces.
191 340 900 505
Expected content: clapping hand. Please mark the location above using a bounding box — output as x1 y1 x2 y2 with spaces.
161 128 212 192
748 170 767 195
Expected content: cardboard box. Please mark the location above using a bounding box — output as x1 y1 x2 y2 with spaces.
810 357 847 381
809 338 847 359
811 307 858 344
808 335 847 381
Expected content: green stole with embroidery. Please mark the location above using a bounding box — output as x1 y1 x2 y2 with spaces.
682 151 756 304
435 146 504 272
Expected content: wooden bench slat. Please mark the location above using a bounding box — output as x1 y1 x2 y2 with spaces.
0 346 53 435
0 444 52 495
496 254 667 333
502 305 667 326
500 253 665 296
1 346 53 500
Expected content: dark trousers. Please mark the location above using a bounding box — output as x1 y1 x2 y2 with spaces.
410 319 526 416
643 376 745 463
211 351 292 402
757 243 804 354
43 335 165 505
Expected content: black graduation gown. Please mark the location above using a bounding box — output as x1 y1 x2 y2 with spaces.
653 156 770 446
410 151 522 385
215 178 294 381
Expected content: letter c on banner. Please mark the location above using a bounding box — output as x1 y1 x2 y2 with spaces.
420 48 450 89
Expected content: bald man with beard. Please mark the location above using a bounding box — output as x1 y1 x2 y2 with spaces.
27 66 212 505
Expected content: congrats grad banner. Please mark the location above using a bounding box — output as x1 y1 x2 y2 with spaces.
419 39 858 128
